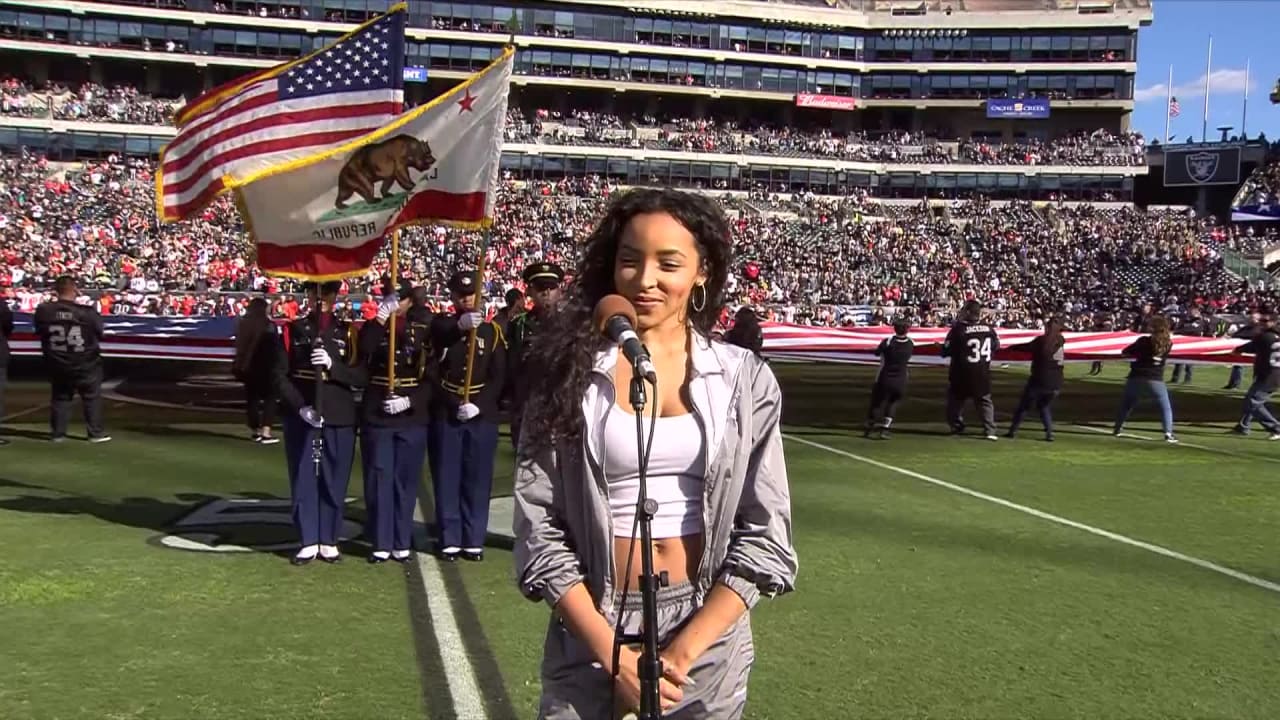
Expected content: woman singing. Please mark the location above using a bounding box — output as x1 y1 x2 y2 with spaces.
513 188 798 719
1113 315 1178 443
232 297 280 445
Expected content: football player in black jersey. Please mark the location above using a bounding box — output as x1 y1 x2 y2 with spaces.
1231 313 1280 439
1005 316 1066 441
940 300 1000 440
864 318 914 439
33 276 109 442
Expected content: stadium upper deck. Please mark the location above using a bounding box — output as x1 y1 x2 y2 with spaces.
0 0 1153 200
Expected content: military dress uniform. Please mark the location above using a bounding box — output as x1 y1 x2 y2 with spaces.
506 261 564 451
428 271 506 562
359 285 434 564
273 281 367 565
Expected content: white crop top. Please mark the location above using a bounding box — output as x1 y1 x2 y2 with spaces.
601 404 706 539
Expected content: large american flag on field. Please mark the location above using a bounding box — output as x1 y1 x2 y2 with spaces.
155 6 406 222
6 316 1257 366
10 314 241 361
762 324 1251 366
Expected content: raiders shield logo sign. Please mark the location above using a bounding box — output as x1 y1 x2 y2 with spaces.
1185 151 1219 184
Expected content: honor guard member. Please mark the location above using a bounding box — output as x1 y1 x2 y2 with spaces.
505 261 564 450
359 279 434 564
274 280 366 565
34 276 109 443
940 299 1000 440
428 270 506 562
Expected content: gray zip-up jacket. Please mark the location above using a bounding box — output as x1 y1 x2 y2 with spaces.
513 331 798 613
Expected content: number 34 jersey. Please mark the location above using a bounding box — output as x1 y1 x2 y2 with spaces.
942 321 1000 395
34 299 105 376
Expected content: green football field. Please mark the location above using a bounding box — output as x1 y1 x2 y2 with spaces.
1 361 1278 720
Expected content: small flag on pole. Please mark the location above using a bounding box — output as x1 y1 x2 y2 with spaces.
155 4 407 223
1169 97 1181 117
236 47 515 280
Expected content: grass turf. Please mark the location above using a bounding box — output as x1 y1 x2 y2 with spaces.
1 362 1279 719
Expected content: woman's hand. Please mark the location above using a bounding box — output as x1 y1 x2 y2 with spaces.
612 645 684 713
659 646 694 688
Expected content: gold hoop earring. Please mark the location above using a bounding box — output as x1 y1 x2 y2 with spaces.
691 283 707 313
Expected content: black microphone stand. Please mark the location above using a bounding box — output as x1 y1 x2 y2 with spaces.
620 355 667 720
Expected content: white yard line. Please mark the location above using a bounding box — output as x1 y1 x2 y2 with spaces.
412 503 488 720
1072 423 1280 465
1 404 47 423
783 433 1280 595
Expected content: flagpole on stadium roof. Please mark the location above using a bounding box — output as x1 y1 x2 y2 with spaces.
1241 57 1250 139
1164 64 1172 145
1201 35 1212 143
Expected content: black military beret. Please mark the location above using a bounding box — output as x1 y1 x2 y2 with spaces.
522 262 565 286
447 271 477 295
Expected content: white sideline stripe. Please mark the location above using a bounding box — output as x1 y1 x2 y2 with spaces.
783 433 1280 595
1 404 47 423
412 504 488 720
1073 423 1280 465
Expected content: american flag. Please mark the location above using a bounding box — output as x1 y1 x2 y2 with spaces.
7 315 1253 366
156 7 406 223
1169 96 1181 118
10 315 242 361
761 324 1247 366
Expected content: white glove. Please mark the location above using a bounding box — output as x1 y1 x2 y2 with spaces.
383 395 412 415
375 299 397 323
457 312 483 331
299 406 324 428
456 403 480 422
310 348 333 369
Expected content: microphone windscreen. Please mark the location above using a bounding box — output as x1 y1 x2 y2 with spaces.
593 294 637 335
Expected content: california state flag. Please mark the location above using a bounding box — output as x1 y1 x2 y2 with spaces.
237 47 513 280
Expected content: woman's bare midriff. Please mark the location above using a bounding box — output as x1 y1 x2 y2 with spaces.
612 533 704 592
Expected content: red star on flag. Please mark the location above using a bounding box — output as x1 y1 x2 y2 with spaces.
457 88 477 113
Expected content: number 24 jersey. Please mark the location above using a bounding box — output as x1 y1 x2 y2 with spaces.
34 300 104 375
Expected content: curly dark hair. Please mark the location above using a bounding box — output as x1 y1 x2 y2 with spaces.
1149 315 1172 357
519 188 732 453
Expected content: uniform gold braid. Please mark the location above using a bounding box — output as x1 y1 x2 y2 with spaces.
490 320 508 349
347 323 359 366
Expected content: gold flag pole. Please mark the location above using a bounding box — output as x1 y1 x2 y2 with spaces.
461 228 493 405
387 228 399 390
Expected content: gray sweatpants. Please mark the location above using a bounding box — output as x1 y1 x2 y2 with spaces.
539 581 754 719
946 388 996 435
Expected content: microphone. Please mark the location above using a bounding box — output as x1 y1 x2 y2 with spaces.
593 295 657 383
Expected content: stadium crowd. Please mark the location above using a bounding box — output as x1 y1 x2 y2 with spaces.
503 106 1147 166
1233 156 1280 213
2 146 1271 332
4 78 1146 166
